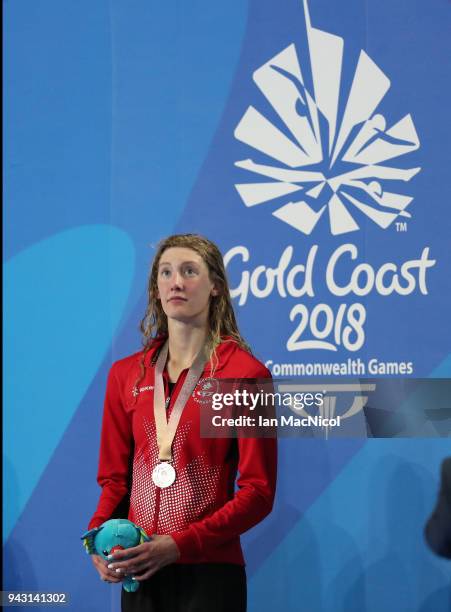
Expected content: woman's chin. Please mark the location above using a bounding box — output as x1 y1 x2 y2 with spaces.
166 310 209 327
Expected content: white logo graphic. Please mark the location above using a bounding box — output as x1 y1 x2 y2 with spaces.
132 385 154 397
193 378 220 404
234 0 421 235
280 382 376 438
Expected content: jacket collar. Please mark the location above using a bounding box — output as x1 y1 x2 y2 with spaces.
146 336 239 375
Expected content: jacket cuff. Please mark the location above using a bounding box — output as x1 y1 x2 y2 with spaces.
171 527 202 560
88 517 105 530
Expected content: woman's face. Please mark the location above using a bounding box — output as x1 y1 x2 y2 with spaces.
156 247 217 326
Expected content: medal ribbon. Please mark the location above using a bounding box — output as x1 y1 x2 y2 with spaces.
153 340 207 461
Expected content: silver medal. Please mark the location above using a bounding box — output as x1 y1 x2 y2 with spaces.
152 462 176 488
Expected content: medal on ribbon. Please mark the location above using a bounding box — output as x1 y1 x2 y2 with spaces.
152 340 207 488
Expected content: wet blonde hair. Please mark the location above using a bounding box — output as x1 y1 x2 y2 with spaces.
135 234 250 388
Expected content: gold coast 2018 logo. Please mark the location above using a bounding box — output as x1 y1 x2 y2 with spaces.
229 1 436 357
233 0 420 235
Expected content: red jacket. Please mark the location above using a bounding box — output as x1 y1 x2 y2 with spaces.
88 338 277 565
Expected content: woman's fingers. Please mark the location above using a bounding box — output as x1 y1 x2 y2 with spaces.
91 555 122 583
111 556 149 575
104 570 122 582
108 550 148 574
105 536 180 581
129 563 159 581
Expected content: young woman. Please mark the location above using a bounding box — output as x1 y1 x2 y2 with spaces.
88 234 277 612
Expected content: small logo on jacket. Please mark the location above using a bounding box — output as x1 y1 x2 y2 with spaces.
132 385 154 397
193 378 220 404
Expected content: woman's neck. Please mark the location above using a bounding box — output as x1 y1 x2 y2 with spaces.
166 320 208 379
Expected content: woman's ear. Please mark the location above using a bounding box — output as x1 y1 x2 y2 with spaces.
211 286 219 297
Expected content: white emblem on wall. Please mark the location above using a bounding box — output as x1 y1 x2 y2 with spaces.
234 0 421 235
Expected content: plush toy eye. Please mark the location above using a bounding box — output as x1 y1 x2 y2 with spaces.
102 550 109 556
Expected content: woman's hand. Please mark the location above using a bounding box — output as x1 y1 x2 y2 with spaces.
106 535 180 581
91 554 123 583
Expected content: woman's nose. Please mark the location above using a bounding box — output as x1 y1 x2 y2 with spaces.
171 271 184 289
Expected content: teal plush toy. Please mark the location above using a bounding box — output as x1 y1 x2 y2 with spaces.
81 519 150 592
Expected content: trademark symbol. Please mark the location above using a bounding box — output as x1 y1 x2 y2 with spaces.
396 222 408 232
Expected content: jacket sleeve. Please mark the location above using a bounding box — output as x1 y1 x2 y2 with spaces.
87 362 133 530
424 457 451 558
171 365 277 560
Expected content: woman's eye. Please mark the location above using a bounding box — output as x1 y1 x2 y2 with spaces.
160 269 171 278
184 267 196 276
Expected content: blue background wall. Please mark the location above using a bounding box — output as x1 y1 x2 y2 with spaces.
4 1 451 610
